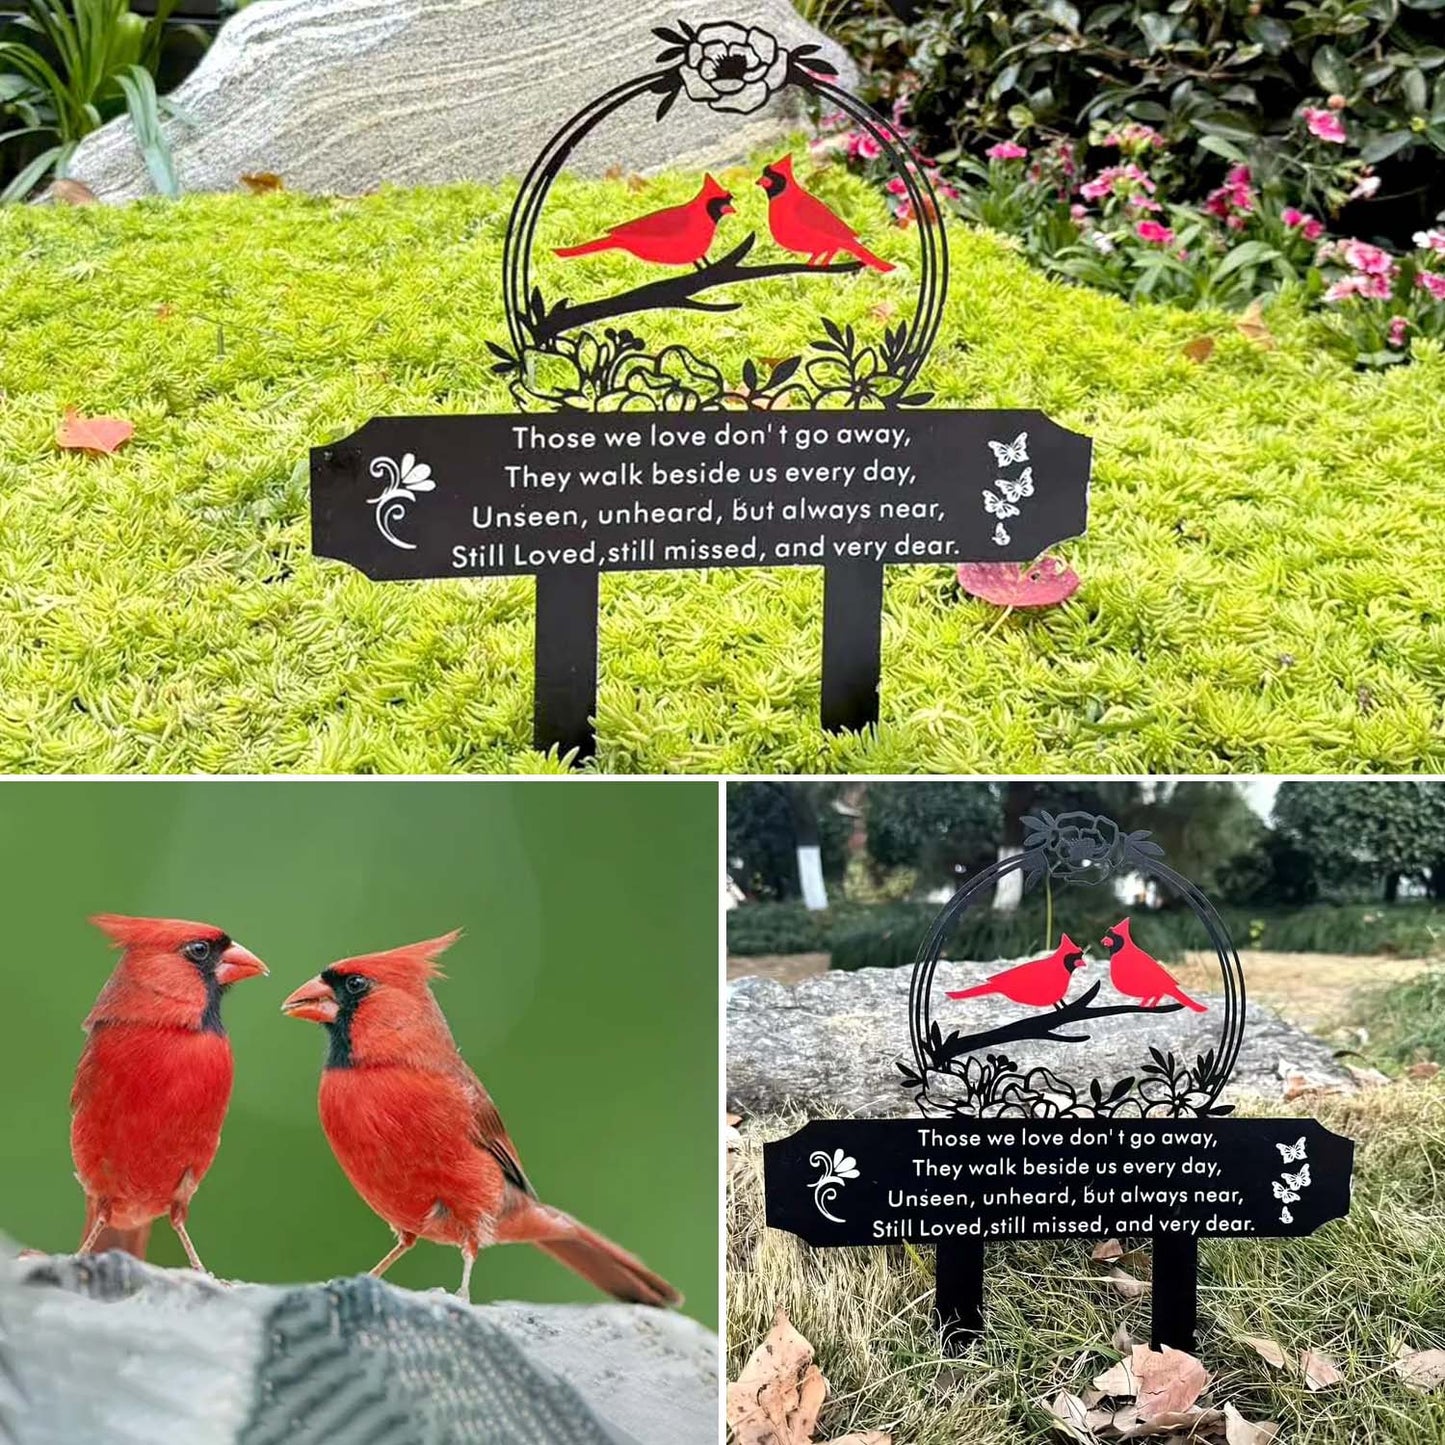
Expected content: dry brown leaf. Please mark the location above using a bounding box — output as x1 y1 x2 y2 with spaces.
1046 1391 1095 1442
1344 1063 1391 1088
1223 1403 1280 1445
1093 1354 1140 1396
1118 1408 1222 1439
1092 1238 1125 1263
1406 1062 1441 1080
1301 1349 1343 1390
1239 1335 1290 1370
726 1307 823 1445
240 171 284 193
1182 336 1215 363
55 409 134 455
48 178 97 205
822 1435 891 1445
1135 1347 1209 1418
1085 1408 1116 1433
1105 1266 1148 1299
727 1112 743 1127
1235 301 1275 348
1114 1322 1135 1354
1394 1346 1445 1393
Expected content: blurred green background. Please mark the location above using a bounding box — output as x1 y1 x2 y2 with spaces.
0 780 718 1328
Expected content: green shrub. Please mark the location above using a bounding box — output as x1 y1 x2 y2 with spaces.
0 0 191 201
847 0 1445 242
1 179 1443 773
1352 964 1445 1065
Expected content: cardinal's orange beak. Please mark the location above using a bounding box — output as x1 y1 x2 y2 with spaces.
280 974 338 1024
215 941 268 987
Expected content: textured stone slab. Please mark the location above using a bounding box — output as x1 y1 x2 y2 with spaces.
1 1250 718 1445
726 959 1354 1119
69 0 856 202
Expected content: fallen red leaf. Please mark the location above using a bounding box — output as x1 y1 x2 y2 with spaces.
957 557 1081 609
56 410 134 455
240 171 284 193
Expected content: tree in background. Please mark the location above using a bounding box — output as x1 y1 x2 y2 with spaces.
865 783 999 891
725 783 850 904
1274 781 1445 901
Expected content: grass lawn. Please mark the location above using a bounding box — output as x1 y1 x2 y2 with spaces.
2 160 1443 772
728 1083 1445 1443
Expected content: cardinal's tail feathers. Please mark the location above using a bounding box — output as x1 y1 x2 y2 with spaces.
847 241 895 273
80 1201 151 1260
945 981 994 1000
1174 989 1207 1012
508 1202 681 1308
554 236 615 258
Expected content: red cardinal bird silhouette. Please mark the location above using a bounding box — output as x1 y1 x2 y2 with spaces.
282 932 680 1306
554 174 734 268
71 915 269 1268
946 934 1087 1010
1102 919 1206 1011
757 154 894 271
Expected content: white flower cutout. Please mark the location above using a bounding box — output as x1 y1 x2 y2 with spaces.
809 1146 860 1224
367 452 436 551
680 23 789 115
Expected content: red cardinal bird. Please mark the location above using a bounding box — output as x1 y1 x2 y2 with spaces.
757 154 894 271
71 915 268 1268
947 934 1087 1009
1102 920 1206 1011
281 932 680 1306
554 174 734 268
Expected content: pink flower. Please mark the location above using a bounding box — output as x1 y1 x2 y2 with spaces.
1078 163 1155 201
986 141 1028 161
1413 229 1445 252
1101 123 1165 151
1135 219 1174 245
1204 164 1255 225
1349 173 1381 200
1325 272 1393 303
1303 106 1347 143
846 132 882 163
1418 272 1445 301
1070 203 1088 220
1388 316 1411 348
1340 239 1394 277
1281 208 1325 242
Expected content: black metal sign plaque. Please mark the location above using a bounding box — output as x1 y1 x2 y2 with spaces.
758 812 1356 1353
307 17 1093 760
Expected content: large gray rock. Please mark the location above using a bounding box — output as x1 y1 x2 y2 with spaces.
727 958 1353 1118
0 1250 717 1445
70 0 857 202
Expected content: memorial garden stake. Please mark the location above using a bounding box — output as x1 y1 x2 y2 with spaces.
762 812 1355 1353
311 19 1093 760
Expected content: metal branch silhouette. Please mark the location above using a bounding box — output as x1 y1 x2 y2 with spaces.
942 981 1185 1054
532 234 861 344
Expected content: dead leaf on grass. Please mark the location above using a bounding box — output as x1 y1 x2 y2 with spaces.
1182 336 1215 363
1394 1346 1445 1393
1223 1404 1279 1445
1135 1347 1209 1417
1046 1390 1095 1442
1301 1349 1343 1390
240 171 284 193
1235 301 1275 348
727 1308 891 1445
47 178 97 205
1117 1407 1223 1439
1406 1062 1441 1081
56 409 134 455
1105 1266 1148 1299
1093 1354 1141 1396
1238 1335 1290 1370
1093 1238 1125 1263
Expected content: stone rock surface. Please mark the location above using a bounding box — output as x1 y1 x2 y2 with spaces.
727 959 1353 1119
0 1249 717 1445
69 0 857 203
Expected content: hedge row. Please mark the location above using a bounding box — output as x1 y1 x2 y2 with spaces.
727 899 1445 972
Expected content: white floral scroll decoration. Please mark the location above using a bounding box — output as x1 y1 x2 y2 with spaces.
809 1147 860 1224
367 453 435 551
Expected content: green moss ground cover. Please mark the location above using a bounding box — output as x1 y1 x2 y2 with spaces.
1 164 1443 772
